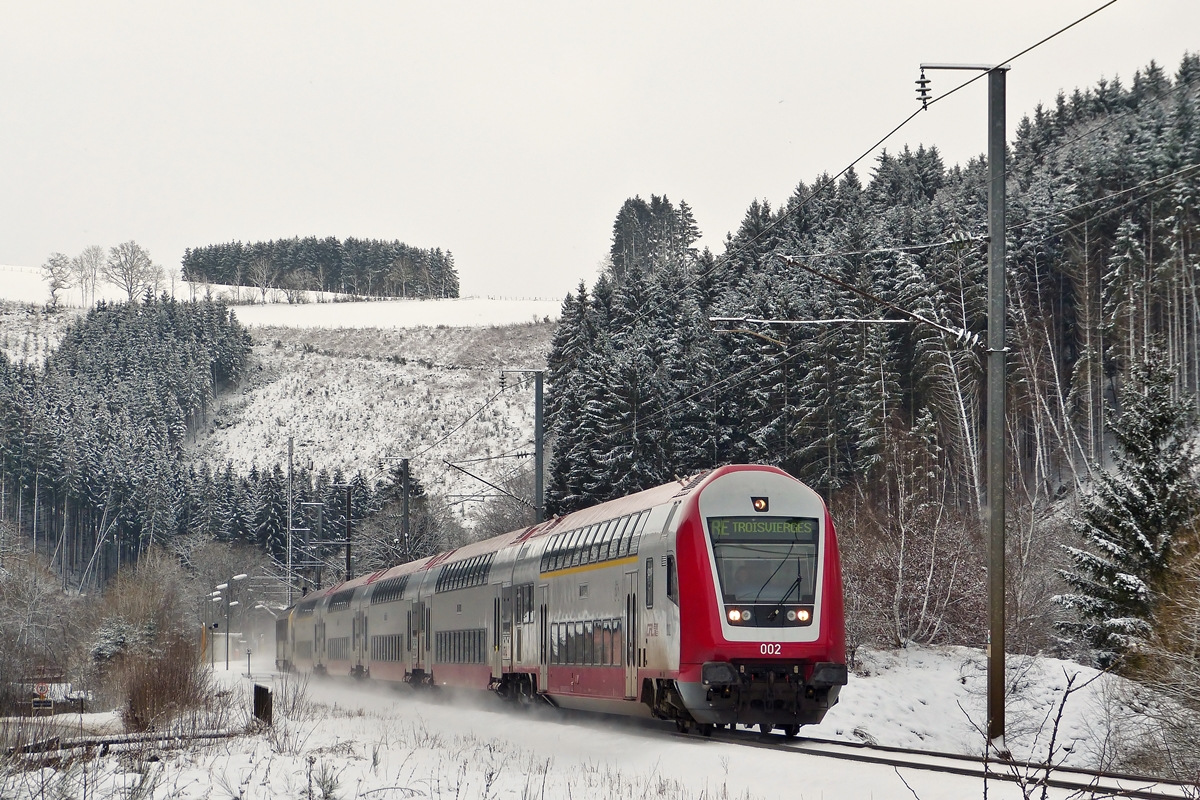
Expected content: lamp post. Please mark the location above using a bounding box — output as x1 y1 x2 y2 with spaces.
218 574 248 671
209 595 222 669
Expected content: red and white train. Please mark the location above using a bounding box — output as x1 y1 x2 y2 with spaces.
276 464 847 735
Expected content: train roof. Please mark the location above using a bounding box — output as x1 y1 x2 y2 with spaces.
318 464 793 596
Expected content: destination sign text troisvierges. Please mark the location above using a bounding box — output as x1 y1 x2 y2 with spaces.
707 516 818 541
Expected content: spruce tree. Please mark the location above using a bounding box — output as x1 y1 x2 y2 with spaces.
1057 354 1200 666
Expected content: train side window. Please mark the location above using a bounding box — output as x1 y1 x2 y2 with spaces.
592 523 608 560
566 622 577 664
600 519 622 561
546 534 563 572
579 526 599 565
601 620 613 665
584 621 595 665
563 529 582 567
612 619 624 666
666 555 678 605
615 519 632 558
645 558 654 609
572 528 591 567
629 512 648 554
590 522 609 563
557 532 575 570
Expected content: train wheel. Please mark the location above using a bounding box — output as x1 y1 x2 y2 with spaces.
782 725 800 738
758 723 773 735
675 719 692 734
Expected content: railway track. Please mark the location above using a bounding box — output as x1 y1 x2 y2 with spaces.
700 726 1199 799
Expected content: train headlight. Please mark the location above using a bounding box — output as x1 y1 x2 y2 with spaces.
786 610 797 622
728 609 741 622
797 609 811 622
741 608 752 622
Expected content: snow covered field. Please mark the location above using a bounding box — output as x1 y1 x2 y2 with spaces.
231 297 560 329
0 263 561 328
189 323 554 519
2 646 1160 800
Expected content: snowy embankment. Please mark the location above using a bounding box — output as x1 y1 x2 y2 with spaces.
231 297 560 329
4 646 1160 800
189 323 554 520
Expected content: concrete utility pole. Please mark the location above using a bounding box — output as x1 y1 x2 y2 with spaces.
330 483 353 581
401 458 411 558
500 369 545 523
534 372 544 523
985 65 1008 751
920 61 1009 750
300 501 324 591
287 436 294 605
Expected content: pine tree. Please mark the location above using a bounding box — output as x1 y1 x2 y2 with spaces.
1057 353 1200 666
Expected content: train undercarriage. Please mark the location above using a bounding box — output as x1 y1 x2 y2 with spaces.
645 660 847 735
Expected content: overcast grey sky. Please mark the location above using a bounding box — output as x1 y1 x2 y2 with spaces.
1 1 1196 300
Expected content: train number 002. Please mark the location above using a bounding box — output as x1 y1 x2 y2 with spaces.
759 643 782 655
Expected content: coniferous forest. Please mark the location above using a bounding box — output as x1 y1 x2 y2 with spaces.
547 56 1200 663
0 297 443 594
181 236 460 299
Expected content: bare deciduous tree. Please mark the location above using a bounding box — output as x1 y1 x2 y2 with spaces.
70 245 105 307
249 256 276 303
40 252 73 309
102 241 156 302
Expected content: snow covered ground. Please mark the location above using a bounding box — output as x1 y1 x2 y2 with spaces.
231 297 560 329
0 263 561 328
0 279 560 519
189 323 554 521
3 646 1165 800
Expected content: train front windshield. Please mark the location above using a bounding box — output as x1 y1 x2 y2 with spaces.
707 517 820 604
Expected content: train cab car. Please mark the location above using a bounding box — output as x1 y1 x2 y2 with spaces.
664 465 847 734
280 464 846 735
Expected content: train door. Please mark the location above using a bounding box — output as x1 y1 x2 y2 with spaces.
407 604 415 670
411 601 425 672
492 590 502 676
537 584 549 692
352 609 362 666
624 570 638 699
501 585 514 669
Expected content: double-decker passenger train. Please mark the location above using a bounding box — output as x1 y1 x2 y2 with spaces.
276 464 847 735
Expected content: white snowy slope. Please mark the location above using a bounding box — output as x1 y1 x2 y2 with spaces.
230 296 561 329
810 645 1137 768
190 323 554 522
8 646 1160 800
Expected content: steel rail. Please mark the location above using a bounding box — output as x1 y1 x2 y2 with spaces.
692 726 1197 799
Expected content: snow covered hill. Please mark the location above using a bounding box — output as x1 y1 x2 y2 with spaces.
0 287 561 528
190 322 556 523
